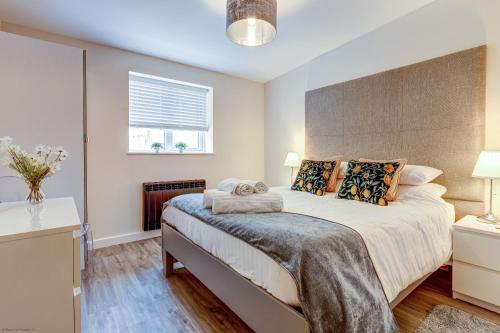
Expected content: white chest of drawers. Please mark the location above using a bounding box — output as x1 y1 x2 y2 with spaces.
452 215 500 314
0 198 81 333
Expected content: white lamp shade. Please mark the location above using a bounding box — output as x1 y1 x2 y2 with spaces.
472 150 500 179
226 18 277 46
284 152 301 167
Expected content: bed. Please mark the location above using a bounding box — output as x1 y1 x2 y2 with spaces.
161 46 487 333
164 186 454 306
161 185 454 332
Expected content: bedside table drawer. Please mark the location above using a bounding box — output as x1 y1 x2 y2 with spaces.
453 261 500 307
453 230 500 271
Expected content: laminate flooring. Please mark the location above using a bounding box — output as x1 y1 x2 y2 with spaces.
81 238 500 333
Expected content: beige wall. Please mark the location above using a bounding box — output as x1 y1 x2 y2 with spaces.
265 0 500 215
1 23 265 244
0 31 84 217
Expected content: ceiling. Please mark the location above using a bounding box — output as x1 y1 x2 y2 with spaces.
0 0 435 82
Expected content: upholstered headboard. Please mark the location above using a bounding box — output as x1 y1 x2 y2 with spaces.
305 46 486 219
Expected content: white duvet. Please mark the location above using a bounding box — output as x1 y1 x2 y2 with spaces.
163 185 454 305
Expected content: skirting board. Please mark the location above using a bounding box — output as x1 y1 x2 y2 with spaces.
94 229 161 249
453 291 500 314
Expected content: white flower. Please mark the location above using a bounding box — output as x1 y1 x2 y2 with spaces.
35 144 46 154
0 138 67 180
60 151 69 160
0 136 13 152
33 158 44 167
10 145 23 155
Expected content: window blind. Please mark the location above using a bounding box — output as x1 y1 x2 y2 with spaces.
129 72 210 131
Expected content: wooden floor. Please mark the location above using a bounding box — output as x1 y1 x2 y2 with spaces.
82 238 500 333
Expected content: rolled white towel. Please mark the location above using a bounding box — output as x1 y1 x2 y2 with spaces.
216 178 269 195
234 183 254 196
212 192 283 214
242 180 269 194
217 178 254 196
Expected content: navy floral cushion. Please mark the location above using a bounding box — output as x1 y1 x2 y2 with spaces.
337 160 400 206
291 160 337 196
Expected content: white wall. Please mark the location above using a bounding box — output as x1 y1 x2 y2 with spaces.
2 23 265 245
0 31 84 218
264 64 309 186
265 0 500 214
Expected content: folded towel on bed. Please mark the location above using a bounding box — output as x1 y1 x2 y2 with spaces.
203 189 227 208
213 193 283 214
216 178 269 195
203 189 283 214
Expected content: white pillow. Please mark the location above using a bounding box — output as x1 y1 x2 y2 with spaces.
399 165 443 186
397 183 447 200
337 161 348 178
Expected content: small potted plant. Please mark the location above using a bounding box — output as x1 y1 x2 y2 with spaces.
175 141 187 153
151 142 163 153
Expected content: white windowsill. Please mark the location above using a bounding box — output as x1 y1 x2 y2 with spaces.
127 151 214 156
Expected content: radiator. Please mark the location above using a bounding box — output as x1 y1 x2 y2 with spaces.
142 179 206 231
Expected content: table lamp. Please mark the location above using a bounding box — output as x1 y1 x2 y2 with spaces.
472 150 500 224
284 152 301 183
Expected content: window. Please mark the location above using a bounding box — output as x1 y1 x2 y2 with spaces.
128 71 213 153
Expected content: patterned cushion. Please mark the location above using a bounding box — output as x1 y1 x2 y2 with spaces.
359 158 407 201
337 160 401 206
291 160 337 196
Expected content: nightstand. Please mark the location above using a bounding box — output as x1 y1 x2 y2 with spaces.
452 215 500 313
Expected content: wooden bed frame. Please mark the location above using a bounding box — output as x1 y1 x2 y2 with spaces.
162 222 430 333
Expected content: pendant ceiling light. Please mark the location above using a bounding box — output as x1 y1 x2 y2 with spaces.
226 0 277 47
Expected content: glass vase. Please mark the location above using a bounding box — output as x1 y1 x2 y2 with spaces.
27 180 44 204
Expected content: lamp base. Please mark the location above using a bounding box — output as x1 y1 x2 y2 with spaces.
477 212 500 224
